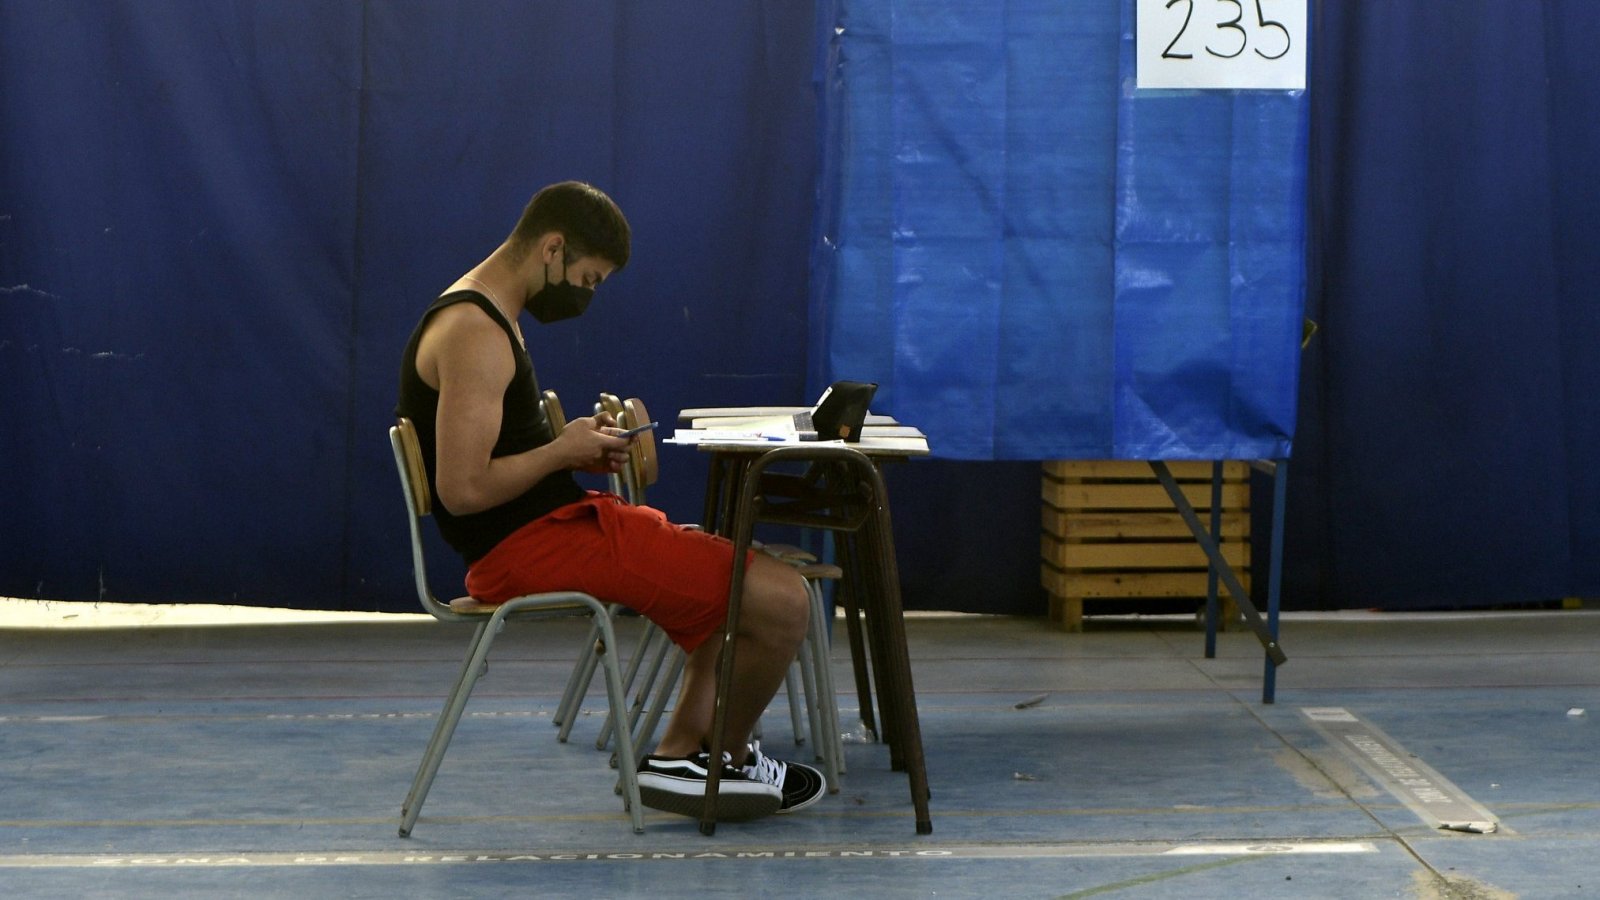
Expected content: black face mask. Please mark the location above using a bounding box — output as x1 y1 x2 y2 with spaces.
528 257 594 324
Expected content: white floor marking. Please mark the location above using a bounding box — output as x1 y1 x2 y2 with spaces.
1302 707 1502 834
0 841 1380 868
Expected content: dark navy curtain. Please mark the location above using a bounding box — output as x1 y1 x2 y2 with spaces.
1 1 819 609
1 2 366 605
7 1 1597 614
1287 0 1600 608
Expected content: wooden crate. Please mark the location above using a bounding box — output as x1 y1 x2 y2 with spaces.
1041 460 1250 631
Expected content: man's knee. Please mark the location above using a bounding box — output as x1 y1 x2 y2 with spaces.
745 561 810 645
775 567 810 637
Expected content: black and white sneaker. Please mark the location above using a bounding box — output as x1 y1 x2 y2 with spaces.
636 752 782 821
743 741 826 814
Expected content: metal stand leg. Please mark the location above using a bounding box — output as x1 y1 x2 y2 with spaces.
1204 460 1224 658
1150 461 1287 669
1262 458 1289 705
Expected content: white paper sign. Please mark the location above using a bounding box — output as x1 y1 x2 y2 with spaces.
1137 0 1307 90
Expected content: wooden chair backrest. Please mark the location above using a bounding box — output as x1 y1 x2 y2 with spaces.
393 417 431 518
623 397 659 493
390 417 460 620
541 389 568 434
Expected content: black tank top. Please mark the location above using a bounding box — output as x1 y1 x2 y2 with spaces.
396 290 584 563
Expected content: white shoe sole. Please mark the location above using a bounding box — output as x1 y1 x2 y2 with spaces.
637 773 782 822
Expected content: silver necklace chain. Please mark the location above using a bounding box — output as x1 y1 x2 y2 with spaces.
460 275 523 345
460 274 502 308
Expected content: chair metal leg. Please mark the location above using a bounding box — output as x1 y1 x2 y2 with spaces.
557 639 605 744
796 633 824 757
597 618 664 751
807 581 845 786
817 579 847 774
784 661 806 745
624 627 673 739
594 609 646 834
789 572 838 759
399 620 495 838
631 648 686 765
796 626 843 791
402 600 649 837
555 617 605 735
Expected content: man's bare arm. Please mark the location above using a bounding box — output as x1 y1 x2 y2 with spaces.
423 305 627 515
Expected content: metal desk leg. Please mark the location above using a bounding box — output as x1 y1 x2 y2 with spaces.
701 446 931 834
860 464 932 833
700 528 752 835
825 464 901 765
849 528 905 771
701 455 727 531
833 532 879 741
700 456 770 833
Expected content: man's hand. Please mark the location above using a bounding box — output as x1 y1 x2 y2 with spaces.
554 415 631 474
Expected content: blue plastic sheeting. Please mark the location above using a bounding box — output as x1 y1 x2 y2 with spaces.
0 1 819 608
813 0 1308 460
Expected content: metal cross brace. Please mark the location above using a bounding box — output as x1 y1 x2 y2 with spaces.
1148 460 1288 670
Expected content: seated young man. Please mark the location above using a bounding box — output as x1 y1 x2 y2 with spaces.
396 180 822 821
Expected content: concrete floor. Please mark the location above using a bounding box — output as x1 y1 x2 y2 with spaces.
2 603 1598 898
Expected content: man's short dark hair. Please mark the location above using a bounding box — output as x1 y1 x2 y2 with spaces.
509 181 631 270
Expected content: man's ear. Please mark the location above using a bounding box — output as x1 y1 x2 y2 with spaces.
540 233 565 264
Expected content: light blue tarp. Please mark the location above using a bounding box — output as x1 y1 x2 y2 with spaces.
813 0 1309 460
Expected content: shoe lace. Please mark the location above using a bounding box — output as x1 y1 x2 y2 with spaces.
742 741 787 787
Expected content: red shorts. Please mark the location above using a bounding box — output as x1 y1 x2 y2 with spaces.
464 492 746 654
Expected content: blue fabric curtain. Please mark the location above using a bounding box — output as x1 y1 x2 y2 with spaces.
8 1 1595 613
1 1 819 609
1 1 366 604
812 0 1309 461
1285 0 1600 608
